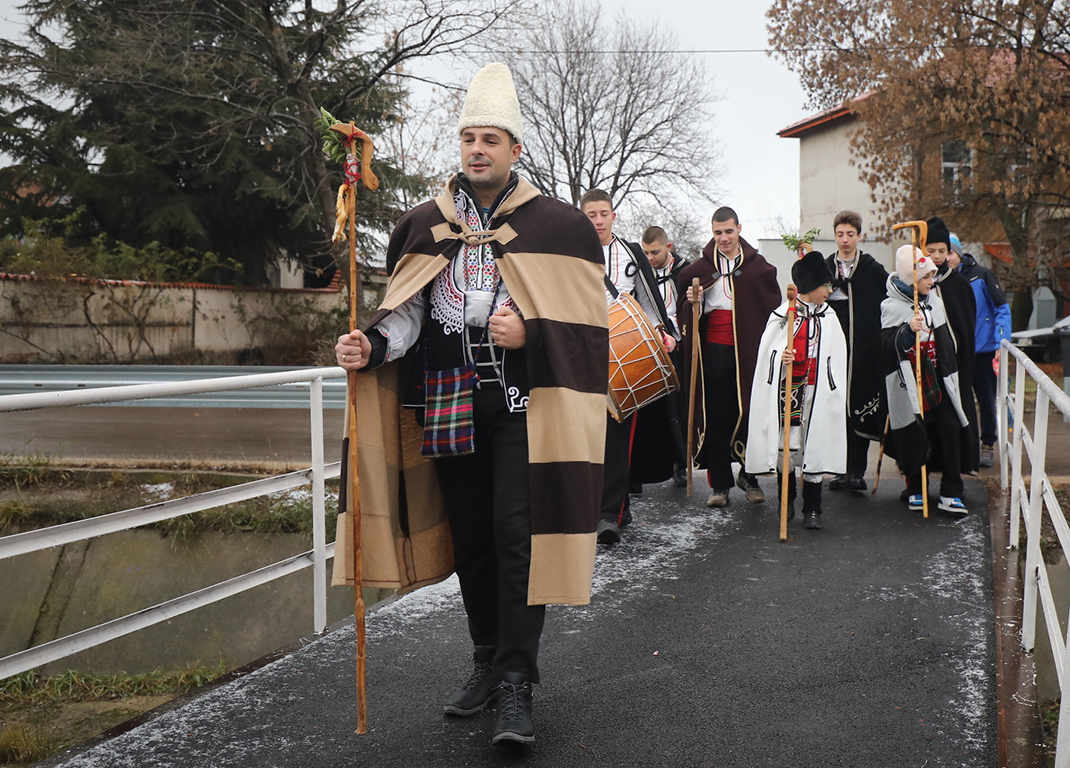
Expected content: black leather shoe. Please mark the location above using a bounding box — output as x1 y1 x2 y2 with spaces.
672 468 688 487
444 646 497 716
846 475 867 492
803 510 823 530
828 474 849 491
491 674 534 745
597 519 621 545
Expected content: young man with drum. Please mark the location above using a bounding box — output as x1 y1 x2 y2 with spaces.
581 190 676 545
335 63 608 746
678 207 781 509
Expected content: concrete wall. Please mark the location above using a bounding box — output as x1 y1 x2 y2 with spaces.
0 277 347 364
0 531 386 675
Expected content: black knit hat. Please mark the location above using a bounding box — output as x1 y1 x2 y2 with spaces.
926 217 952 250
791 250 833 294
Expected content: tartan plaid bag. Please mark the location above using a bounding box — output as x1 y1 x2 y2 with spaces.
906 341 942 412
421 363 478 457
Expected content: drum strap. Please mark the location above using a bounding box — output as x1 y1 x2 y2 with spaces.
604 275 619 298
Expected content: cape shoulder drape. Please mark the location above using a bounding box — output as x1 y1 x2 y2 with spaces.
745 300 848 476
825 251 888 441
333 176 609 606
880 276 968 476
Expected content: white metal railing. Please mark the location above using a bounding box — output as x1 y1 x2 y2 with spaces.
0 366 347 680
998 340 1070 767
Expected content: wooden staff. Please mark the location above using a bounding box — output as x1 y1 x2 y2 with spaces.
686 277 702 497
892 220 929 518
780 285 797 542
330 121 379 735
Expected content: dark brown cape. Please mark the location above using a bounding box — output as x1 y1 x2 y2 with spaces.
334 176 608 606
675 237 781 466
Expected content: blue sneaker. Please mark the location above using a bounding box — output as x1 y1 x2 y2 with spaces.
938 496 969 516
907 494 924 511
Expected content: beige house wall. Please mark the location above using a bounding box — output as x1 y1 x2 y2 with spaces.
791 117 896 271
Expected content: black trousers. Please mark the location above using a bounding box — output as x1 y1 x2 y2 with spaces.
973 350 998 446
701 342 743 491
601 412 636 525
434 387 545 683
906 395 964 498
846 429 870 477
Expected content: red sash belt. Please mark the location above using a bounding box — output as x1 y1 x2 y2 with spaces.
705 309 734 345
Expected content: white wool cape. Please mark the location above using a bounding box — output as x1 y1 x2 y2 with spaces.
745 299 849 476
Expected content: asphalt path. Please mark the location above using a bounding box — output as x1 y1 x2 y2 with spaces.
39 475 995 768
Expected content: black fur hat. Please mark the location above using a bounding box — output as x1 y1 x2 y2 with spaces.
926 216 952 250
791 250 833 294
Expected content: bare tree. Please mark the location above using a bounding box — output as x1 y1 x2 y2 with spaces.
503 0 722 223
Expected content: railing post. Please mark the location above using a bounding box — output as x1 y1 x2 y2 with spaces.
310 376 327 635
1010 356 1027 548
1022 388 1049 652
998 342 1008 490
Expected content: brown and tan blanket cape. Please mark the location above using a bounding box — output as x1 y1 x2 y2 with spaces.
333 176 608 606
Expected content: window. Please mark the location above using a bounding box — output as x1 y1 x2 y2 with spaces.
941 140 972 200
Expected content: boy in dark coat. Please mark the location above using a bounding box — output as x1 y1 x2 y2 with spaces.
925 217 980 476
824 211 889 492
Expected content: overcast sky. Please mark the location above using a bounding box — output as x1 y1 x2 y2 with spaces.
0 0 813 239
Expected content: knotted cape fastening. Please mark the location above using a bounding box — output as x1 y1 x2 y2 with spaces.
430 218 518 247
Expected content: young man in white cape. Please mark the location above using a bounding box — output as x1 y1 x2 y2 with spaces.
745 251 848 530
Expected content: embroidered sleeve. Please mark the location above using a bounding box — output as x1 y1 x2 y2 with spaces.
377 293 425 362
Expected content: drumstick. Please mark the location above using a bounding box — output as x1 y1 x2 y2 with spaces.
687 277 701 498
780 285 796 542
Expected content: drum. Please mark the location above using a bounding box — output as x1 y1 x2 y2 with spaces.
606 293 680 421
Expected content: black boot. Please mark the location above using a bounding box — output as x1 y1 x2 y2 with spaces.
777 471 797 521
802 480 823 530
444 645 497 716
491 672 534 745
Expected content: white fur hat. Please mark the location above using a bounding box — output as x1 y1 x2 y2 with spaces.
895 244 937 280
457 62 524 143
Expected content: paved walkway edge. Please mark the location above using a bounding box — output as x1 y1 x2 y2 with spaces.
990 481 1047 766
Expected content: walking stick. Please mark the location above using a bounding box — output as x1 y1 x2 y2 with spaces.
686 277 702 497
329 121 380 734
892 220 929 518
780 285 797 542
871 415 891 497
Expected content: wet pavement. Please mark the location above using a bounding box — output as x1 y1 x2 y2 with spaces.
37 475 997 768
0 406 344 467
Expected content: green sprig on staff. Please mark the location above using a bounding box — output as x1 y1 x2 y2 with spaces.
780 227 821 253
316 107 352 165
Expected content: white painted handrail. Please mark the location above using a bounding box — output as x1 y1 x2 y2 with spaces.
0 367 348 680
998 340 1070 767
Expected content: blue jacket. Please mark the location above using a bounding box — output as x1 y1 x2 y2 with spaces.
958 253 1011 353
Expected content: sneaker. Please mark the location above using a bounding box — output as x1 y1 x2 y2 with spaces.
596 519 621 545
980 444 995 468
828 474 850 491
938 496 969 516
803 510 823 530
491 675 534 745
444 647 497 716
907 494 924 512
736 473 765 503
706 489 729 507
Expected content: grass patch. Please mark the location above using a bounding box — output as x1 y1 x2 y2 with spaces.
0 722 63 765
0 663 227 705
0 663 227 766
